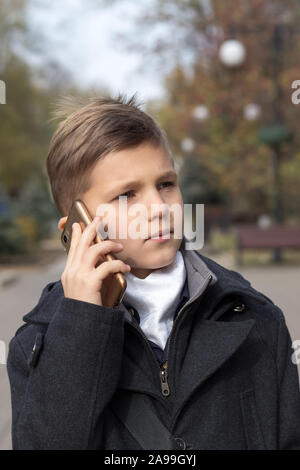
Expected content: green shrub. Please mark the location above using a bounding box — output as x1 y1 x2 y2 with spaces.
0 212 29 255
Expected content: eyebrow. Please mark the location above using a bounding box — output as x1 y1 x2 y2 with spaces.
106 170 177 199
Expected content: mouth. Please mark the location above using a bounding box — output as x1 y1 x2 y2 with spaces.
147 229 174 240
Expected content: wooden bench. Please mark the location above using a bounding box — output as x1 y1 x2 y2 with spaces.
234 224 300 265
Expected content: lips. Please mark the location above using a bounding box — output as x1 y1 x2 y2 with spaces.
148 229 173 239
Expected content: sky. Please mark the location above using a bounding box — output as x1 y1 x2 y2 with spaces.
27 0 167 103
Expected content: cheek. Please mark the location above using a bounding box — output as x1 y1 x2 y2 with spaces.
99 209 124 241
170 193 184 225
174 189 184 205
113 238 143 265
167 188 183 211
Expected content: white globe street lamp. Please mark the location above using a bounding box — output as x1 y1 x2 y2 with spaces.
257 214 272 229
193 105 210 121
243 103 261 121
219 39 246 67
181 138 195 153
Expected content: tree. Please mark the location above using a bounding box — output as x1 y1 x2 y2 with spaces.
106 0 300 221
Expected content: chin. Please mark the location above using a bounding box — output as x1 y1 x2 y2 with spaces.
144 243 179 269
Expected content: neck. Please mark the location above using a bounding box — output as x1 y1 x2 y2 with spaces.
129 267 153 279
130 265 168 279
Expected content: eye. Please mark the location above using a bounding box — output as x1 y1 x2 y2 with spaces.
115 190 135 200
113 182 175 201
159 181 175 189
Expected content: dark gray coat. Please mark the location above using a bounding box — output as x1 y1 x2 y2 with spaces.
6 242 300 450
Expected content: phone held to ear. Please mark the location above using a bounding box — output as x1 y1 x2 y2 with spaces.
61 199 127 308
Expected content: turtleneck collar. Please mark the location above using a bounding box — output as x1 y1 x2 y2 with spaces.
122 250 187 350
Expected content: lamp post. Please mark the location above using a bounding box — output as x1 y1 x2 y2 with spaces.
219 26 294 262
257 25 293 230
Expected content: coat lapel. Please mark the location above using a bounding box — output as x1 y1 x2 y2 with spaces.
171 317 256 416
118 304 256 407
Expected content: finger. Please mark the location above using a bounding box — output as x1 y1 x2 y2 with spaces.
94 259 131 281
85 240 124 269
75 216 104 260
65 222 82 269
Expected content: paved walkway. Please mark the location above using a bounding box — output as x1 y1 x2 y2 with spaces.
0 251 299 449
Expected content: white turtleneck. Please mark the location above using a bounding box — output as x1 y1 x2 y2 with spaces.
122 250 187 350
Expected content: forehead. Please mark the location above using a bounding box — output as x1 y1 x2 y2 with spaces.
89 143 174 190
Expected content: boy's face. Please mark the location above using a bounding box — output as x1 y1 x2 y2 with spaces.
58 142 184 278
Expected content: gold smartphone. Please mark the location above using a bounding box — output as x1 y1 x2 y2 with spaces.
61 199 127 308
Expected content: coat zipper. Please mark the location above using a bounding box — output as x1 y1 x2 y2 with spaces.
127 274 213 398
161 274 213 397
128 315 172 397
159 363 170 397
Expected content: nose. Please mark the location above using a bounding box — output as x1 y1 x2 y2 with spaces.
145 188 170 225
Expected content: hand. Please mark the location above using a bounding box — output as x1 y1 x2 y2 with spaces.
61 216 131 306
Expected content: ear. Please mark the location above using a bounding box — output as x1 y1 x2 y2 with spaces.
58 216 68 232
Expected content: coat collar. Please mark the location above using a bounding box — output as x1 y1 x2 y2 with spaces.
22 279 64 325
119 235 268 325
22 235 268 326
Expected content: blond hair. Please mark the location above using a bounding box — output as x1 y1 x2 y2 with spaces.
46 92 173 216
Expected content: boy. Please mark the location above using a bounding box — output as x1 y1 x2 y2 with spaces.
7 93 300 450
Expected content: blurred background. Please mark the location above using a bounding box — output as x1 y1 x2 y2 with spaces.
1 0 300 449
